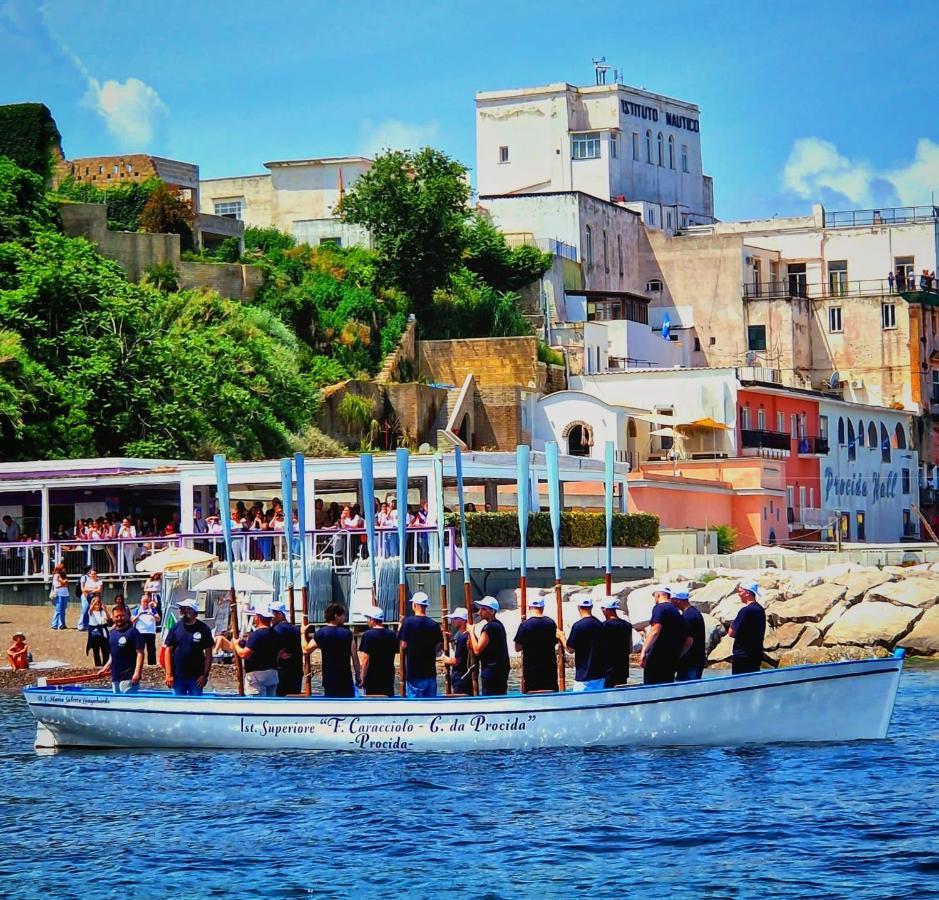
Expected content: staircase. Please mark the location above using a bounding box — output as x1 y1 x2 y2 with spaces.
434 373 473 451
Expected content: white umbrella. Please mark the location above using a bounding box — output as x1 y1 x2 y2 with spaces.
191 572 274 593
136 547 217 573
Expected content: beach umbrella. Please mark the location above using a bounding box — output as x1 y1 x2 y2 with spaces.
135 546 215 574
545 441 566 691
191 572 274 593
213 453 244 695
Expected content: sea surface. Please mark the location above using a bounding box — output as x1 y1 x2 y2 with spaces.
1 666 938 899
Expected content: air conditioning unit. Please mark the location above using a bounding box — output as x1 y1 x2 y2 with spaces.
850 378 864 389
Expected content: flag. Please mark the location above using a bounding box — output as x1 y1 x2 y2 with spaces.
662 313 671 341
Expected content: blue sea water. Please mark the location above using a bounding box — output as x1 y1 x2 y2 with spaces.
1 667 938 899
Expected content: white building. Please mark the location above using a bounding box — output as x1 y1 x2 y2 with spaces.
476 81 714 228
200 157 372 248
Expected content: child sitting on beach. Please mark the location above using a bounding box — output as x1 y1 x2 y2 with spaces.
7 631 30 670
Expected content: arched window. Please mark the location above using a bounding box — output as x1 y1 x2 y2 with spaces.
584 225 592 267
646 278 663 292
868 422 877 448
837 417 845 445
881 423 890 462
627 418 637 438
668 135 675 169
857 421 865 447
657 132 664 166
894 422 907 449
847 420 856 460
564 422 592 457
645 130 653 163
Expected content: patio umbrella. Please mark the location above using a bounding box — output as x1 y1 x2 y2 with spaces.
191 572 274 593
136 547 217 574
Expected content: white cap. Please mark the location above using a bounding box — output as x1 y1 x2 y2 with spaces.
600 597 620 610
652 585 673 597
365 606 385 622
576 596 594 608
269 600 289 615
447 607 468 621
474 596 499 611
529 597 546 609
411 591 430 606
177 598 198 610
739 579 761 596
248 603 273 619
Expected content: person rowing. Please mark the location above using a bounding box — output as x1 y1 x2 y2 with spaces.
303 602 361 698
640 586 685 685
441 607 472 695
467 596 510 696
566 596 606 692
599 597 632 688
270 600 303 696
513 595 564 693
671 589 706 681
729 580 766 675
358 606 398 697
397 592 443 698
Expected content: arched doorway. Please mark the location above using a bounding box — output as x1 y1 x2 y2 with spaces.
564 421 592 457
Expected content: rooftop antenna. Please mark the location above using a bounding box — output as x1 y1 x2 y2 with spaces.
592 57 620 85
828 370 841 390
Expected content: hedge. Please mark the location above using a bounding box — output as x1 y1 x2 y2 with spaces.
0 103 62 179
444 511 659 548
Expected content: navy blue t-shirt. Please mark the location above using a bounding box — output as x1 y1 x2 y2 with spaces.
164 619 213 679
450 630 470 681
273 620 302 675
681 605 707 670
398 615 443 680
732 602 766 663
314 624 355 697
108 624 145 682
479 618 509 676
567 615 606 682
513 615 559 690
359 626 398 696
244 626 279 673
601 617 632 687
646 601 686 669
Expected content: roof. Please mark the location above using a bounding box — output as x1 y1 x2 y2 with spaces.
263 156 372 169
475 81 700 112
479 190 642 217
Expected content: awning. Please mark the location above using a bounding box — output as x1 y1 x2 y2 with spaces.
676 417 730 430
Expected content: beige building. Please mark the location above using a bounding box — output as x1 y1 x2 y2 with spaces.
199 156 372 248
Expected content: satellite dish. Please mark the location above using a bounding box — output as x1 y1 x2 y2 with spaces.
828 371 841 389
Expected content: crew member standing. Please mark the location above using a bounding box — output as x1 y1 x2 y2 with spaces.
99 605 144 694
271 600 303 696
441 608 472 695
230 604 281 697
566 596 606 691
671 589 706 681
513 596 564 692
729 580 766 675
599 597 632 688
640 586 686 685
304 602 361 697
397 592 443 697
467 596 510 696
162 597 213 696
358 606 398 697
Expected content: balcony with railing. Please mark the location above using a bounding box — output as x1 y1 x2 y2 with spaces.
742 277 923 301
796 435 829 456
740 429 792 452
823 205 939 228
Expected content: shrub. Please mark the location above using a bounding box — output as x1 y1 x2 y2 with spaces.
0 104 61 179
445 511 659 548
141 262 179 293
715 524 737 554
537 342 565 367
55 176 161 232
291 424 348 458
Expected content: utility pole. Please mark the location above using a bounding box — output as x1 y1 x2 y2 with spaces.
835 508 842 552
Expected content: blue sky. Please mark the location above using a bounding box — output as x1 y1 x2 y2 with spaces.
2 0 937 220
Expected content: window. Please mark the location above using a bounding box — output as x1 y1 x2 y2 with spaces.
668 135 675 169
617 235 623 276
125 162 133 173
603 231 609 273
583 226 593 267
747 325 767 351
319 237 342 246
868 421 877 448
838 417 845 445
857 421 865 447
113 164 119 174
881 423 890 462
666 210 673 230
498 146 509 164
902 469 911 494
572 133 601 160
809 486 815 508
632 132 640 160
895 256 915 289
932 370 939 403
882 302 897 329
847 420 856 461
741 405 751 429
610 135 618 159
694 337 701 352
799 485 807 509
856 512 866 541
828 306 843 333
647 207 657 226
214 200 244 220
790 413 798 438
777 412 785 433
646 279 663 293
645 130 653 163
757 407 766 430
840 513 850 541
681 144 689 173
655 408 674 450
828 260 848 296
819 415 828 440
97 165 103 174
657 132 664 166
787 485 794 513
894 423 907 449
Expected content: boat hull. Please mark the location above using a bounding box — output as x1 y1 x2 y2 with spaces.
24 657 903 752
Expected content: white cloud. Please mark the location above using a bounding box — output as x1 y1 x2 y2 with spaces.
82 76 168 147
782 136 939 207
359 119 439 157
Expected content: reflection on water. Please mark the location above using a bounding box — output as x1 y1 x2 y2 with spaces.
0 667 937 897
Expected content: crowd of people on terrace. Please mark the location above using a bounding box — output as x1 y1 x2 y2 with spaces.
888 269 937 292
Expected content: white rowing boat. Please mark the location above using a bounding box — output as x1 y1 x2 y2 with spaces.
25 655 903 752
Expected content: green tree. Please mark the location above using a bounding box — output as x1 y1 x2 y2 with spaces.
462 214 552 292
0 157 57 242
427 269 532 339
0 104 62 180
54 175 161 232
139 182 194 250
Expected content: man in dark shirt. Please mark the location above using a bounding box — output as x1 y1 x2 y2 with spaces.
358 606 398 696
640 586 686 686
513 596 564 692
599 597 632 688
467 596 510 695
671 589 706 681
566 596 606 691
304 602 360 697
729 580 766 675
231 604 281 696
99 605 144 693
163 598 213 695
441 607 472 695
397 592 443 697
271 601 303 696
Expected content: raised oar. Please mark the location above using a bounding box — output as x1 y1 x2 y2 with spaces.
395 448 409 696
604 440 615 597
294 453 312 695
280 459 297 628
546 442 566 692
214 453 244 695
433 455 452 694
454 446 478 695
517 445 531 694
38 671 109 687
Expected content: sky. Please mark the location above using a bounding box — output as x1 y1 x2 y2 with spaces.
2 0 937 221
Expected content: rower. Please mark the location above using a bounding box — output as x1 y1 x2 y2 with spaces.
640 586 685 685
358 606 398 697
728 580 766 675
566 596 606 692
397 592 443 698
599 597 632 688
671 589 706 681
303 602 361 698
270 600 303 696
513 596 564 693
230 604 281 697
467 596 510 696
163 597 213 696
441 608 472 695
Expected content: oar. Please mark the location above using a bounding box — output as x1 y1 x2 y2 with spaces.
281 459 297 627
294 453 312 695
517 445 531 694
360 453 379 602
214 453 244 695
395 448 409 696
454 446 478 695
433 455 452 694
546 442 566 692
38 671 109 687
603 440 615 597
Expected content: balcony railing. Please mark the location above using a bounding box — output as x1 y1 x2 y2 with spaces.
796 435 829 455
742 278 934 301
740 429 792 451
823 205 939 228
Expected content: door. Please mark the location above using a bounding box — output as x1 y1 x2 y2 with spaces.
856 512 866 541
895 256 914 290
787 263 807 298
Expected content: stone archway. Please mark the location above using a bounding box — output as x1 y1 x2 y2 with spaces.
563 420 593 457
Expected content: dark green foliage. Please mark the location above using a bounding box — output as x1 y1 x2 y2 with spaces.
462 215 552 292
244 226 294 257
139 182 194 251
715 524 737 554
537 342 565 366
0 104 61 179
445 511 660 548
53 176 160 232
141 262 179 293
0 157 58 242
426 269 532 339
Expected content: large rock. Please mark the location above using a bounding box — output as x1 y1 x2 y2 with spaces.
496 588 520 610
708 633 734 664
901 606 939 656
766 582 846 625
831 570 895 604
688 577 739 613
866 577 939 610
711 592 744 626
626 587 656 629
817 601 849 636
778 645 890 667
785 572 823 598
795 624 822 648
823 601 922 648
765 622 810 652
590 581 634 604
702 613 724 654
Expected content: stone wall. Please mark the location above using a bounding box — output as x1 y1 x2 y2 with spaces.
383 382 448 446
375 315 417 384
179 261 263 301
419 336 540 388
316 381 385 449
474 385 530 449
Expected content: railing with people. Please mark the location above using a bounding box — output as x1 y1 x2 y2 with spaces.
823 206 939 228
742 277 938 301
